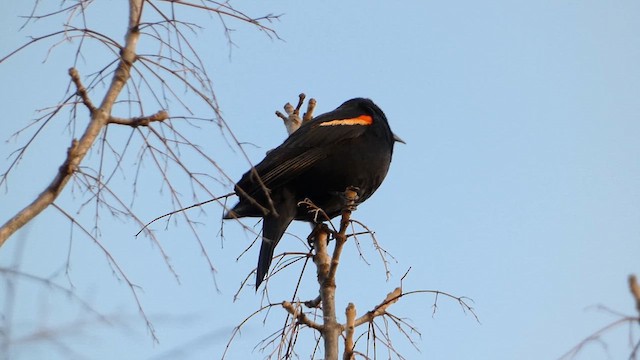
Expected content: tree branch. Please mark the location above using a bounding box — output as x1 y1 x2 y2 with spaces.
353 287 402 327
108 110 169 127
281 301 322 331
312 224 341 360
307 186 358 360
328 186 358 282
343 303 356 360
0 0 144 247
68 67 96 113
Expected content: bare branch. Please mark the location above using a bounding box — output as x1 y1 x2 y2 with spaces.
0 138 79 247
0 0 145 247
559 275 640 359
3 1 299 354
558 317 637 360
354 287 403 327
0 267 107 322
136 192 235 236
344 303 356 360
108 110 169 126
157 0 281 39
349 218 397 281
311 224 341 359
282 301 322 331
327 186 358 284
68 67 96 113
221 302 285 360
1 30 69 64
51 202 158 342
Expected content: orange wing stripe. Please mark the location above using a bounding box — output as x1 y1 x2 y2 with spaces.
319 114 373 127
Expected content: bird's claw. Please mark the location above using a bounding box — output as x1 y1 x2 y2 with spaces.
275 93 317 135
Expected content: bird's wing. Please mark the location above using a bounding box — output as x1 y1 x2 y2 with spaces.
283 108 373 148
238 109 373 194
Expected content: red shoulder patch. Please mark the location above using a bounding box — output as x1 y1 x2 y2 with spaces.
318 114 373 127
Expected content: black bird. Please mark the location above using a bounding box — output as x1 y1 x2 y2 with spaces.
224 98 402 289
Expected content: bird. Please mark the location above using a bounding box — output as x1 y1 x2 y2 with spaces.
224 98 403 289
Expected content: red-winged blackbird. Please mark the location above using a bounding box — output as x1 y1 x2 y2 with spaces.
224 98 403 289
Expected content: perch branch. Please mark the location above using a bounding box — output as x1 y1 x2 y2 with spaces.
312 224 341 359
309 186 358 360
327 186 358 282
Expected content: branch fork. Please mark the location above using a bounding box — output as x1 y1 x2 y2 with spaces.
303 186 401 360
0 2 162 249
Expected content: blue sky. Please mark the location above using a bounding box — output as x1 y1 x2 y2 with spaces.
1 1 640 359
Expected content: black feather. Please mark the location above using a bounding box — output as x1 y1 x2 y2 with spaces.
224 98 400 289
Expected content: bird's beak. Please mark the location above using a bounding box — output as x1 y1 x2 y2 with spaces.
393 133 406 144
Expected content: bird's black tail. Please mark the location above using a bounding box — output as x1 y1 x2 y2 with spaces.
256 212 295 289
255 236 276 290
256 195 298 290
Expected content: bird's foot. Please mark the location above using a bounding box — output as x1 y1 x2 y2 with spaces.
298 198 330 223
307 223 334 249
343 186 360 212
275 93 317 135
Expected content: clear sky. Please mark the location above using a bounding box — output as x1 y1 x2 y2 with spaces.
1 1 639 359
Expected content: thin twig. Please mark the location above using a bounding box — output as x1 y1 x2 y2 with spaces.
136 192 235 236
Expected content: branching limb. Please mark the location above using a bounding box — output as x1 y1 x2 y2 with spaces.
3 0 293 352
311 224 341 359
0 1 145 248
157 0 281 39
354 287 402 327
328 186 358 282
556 275 640 359
558 317 637 359
228 183 479 358
282 301 322 331
0 137 80 247
304 187 358 360
222 302 283 360
51 202 158 342
349 219 396 281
